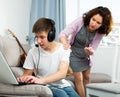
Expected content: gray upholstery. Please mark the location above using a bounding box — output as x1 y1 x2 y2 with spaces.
66 73 111 84
0 36 111 97
0 83 52 97
86 83 120 97
86 83 120 94
90 73 111 83
0 37 21 67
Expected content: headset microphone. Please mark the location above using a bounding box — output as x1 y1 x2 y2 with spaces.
34 37 39 47
35 44 39 47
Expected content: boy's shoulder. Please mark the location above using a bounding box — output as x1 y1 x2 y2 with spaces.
58 43 71 53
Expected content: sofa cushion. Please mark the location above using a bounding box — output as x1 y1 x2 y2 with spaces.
90 73 111 83
66 73 111 83
86 83 120 94
0 83 53 97
0 37 21 67
11 67 24 77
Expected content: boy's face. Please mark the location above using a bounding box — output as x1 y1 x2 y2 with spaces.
35 31 49 49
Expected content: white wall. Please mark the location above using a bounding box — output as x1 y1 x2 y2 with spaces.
66 0 120 24
91 46 116 76
0 0 32 44
91 45 120 82
112 45 120 82
65 0 80 25
79 0 120 23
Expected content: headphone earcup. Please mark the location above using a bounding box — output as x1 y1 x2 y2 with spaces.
47 30 55 42
47 19 56 42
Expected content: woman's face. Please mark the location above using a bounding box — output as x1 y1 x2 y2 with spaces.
88 14 103 32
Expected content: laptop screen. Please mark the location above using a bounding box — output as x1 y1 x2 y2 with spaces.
0 51 19 85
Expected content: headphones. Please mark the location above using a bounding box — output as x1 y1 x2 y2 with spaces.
47 19 56 42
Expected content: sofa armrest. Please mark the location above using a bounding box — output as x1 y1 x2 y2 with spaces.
0 83 53 97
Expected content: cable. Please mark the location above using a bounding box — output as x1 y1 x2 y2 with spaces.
35 46 40 77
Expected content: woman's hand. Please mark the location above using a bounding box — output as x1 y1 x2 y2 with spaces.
84 47 94 55
63 43 71 50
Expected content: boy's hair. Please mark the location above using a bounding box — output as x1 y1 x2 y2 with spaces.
32 18 56 42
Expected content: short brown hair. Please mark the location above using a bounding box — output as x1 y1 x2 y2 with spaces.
32 18 55 34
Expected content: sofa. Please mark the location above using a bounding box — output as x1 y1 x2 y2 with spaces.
0 36 111 97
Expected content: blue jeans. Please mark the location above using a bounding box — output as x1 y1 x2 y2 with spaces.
49 86 80 97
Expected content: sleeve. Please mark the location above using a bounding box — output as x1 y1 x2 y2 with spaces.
89 33 104 66
89 33 104 51
59 16 83 38
23 49 36 69
60 49 71 63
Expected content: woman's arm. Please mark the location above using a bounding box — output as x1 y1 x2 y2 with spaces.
59 17 83 49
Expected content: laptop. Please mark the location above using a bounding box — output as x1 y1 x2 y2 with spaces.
0 51 46 86
0 51 26 85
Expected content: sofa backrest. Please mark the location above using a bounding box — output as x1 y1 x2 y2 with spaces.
0 36 31 67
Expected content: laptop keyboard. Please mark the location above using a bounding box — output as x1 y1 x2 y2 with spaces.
18 82 35 85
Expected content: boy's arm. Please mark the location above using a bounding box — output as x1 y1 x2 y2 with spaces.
17 69 34 82
22 69 34 76
42 61 69 84
17 61 69 84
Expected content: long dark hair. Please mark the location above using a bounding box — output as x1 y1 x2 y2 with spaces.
83 6 113 36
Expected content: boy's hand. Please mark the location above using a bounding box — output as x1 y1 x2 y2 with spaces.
17 76 45 84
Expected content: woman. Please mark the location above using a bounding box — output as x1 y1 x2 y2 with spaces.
59 6 113 97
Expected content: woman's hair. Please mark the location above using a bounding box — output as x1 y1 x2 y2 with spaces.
32 18 55 34
83 6 113 35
